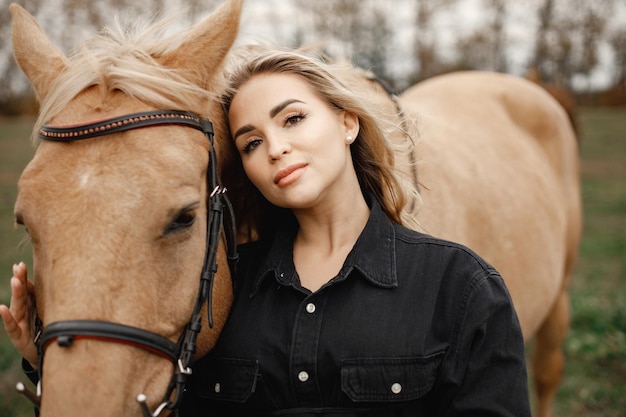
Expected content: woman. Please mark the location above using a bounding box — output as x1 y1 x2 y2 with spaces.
181 48 531 416
2 47 531 416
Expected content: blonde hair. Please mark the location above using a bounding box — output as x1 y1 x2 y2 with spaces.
221 46 420 240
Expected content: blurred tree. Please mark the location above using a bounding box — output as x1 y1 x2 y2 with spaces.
0 0 44 109
412 0 457 81
531 0 554 79
576 4 608 77
488 0 508 73
608 28 626 86
530 0 612 88
605 27 626 104
295 0 393 84
455 0 508 73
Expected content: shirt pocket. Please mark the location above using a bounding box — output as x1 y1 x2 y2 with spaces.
193 357 259 403
340 351 445 403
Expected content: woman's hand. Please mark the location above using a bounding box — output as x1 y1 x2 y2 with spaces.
0 262 38 367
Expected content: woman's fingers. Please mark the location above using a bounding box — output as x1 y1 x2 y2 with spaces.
9 270 31 324
0 263 38 366
0 302 19 334
14 262 33 295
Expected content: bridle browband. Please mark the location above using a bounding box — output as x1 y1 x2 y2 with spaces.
20 110 238 417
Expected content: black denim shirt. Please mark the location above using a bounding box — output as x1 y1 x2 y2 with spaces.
182 196 531 416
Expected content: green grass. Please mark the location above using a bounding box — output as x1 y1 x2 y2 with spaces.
551 107 626 417
0 108 625 416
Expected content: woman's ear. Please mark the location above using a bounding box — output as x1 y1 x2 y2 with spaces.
341 111 360 140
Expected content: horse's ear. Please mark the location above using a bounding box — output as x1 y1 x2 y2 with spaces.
159 0 243 90
10 3 69 101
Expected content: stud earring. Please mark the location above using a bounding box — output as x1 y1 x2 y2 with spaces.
346 135 354 144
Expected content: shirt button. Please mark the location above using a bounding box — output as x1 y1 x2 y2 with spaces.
391 382 402 394
297 371 309 382
305 303 316 313
214 383 221 393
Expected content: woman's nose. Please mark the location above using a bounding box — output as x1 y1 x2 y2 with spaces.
267 135 291 161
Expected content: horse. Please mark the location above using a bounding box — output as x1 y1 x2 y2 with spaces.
9 1 581 417
355 67 582 417
401 72 582 417
9 0 242 416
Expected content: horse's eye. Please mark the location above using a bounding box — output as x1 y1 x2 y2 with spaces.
165 210 196 234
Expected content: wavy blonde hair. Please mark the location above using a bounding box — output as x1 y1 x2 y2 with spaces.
221 46 421 240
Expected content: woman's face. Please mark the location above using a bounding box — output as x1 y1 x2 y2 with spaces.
228 72 359 210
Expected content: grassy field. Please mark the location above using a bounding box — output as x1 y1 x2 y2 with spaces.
0 107 625 416
553 107 626 416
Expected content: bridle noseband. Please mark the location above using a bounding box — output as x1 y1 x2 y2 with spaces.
19 110 238 417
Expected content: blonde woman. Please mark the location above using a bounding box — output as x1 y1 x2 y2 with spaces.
182 48 531 416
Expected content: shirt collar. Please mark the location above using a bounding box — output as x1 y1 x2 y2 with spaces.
249 193 398 297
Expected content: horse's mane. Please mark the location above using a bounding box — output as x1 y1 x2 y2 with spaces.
33 12 225 142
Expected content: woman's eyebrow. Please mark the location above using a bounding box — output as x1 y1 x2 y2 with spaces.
270 99 305 118
233 124 254 142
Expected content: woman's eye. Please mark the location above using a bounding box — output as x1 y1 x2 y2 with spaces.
165 210 196 234
242 138 262 154
284 112 306 127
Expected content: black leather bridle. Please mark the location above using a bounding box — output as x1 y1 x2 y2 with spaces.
21 110 238 417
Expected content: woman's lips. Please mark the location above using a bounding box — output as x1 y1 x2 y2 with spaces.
274 163 308 187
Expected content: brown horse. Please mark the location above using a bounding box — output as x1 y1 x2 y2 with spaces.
9 0 242 416
402 73 582 417
358 69 581 417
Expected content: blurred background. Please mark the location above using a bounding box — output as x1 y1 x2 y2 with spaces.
0 0 625 112
0 0 624 416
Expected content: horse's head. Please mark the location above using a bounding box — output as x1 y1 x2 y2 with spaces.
10 1 241 415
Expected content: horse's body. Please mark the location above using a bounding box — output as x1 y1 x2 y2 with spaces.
353 66 581 417
9 1 580 417
397 72 582 417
